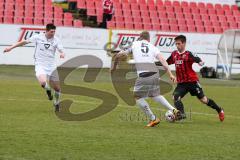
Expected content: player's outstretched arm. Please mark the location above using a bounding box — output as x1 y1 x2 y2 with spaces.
110 50 128 73
3 40 29 53
156 53 176 83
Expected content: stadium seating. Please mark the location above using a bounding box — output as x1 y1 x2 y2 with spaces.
94 0 239 33
0 0 83 27
1 0 240 32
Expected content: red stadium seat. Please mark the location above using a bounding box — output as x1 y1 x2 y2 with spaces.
173 1 180 6
175 13 184 19
192 14 201 20
170 25 179 32
24 11 34 18
218 15 227 22
161 24 170 32
164 0 172 6
199 8 208 15
141 11 149 17
139 4 148 11
44 18 53 25
205 27 214 33
151 17 160 24
77 0 86 9
177 19 186 25
15 10 24 17
203 21 212 27
167 12 175 19
184 13 192 19
196 26 205 32
87 8 96 16
215 4 222 10
197 2 205 8
45 12 54 19
174 7 182 13
179 25 188 32
226 16 235 22
143 23 152 30
229 22 238 28
149 11 158 18
158 12 167 19
133 17 142 23
24 17 33 24
147 0 155 6
148 5 156 11
64 13 73 19
181 1 188 7
73 20 83 28
132 10 140 17
214 27 223 33
206 3 214 9
160 18 168 24
107 21 115 29
156 0 163 6
152 24 161 30
165 6 174 13
124 16 132 23
216 9 225 15
220 21 228 28
4 10 14 17
63 19 73 27
189 2 197 8
34 18 43 25
191 8 200 15
225 10 233 16
121 0 129 3
14 17 23 24
169 19 177 25
201 14 209 21
129 0 137 3
54 19 63 26
131 3 139 10
223 4 230 10
212 21 220 27
35 12 44 18
125 22 134 29
209 15 218 21
195 20 203 26
231 5 239 11
122 3 131 10
187 25 196 32
208 9 216 15
182 7 191 13
138 0 147 5
134 23 143 30
142 16 151 24
116 21 125 29
185 19 194 24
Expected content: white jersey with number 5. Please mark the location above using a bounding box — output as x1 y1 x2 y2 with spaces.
127 40 160 75
26 33 64 68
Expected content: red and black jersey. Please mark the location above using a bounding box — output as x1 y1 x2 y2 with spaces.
167 50 202 83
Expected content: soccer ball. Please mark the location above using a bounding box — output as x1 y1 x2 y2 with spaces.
165 110 176 122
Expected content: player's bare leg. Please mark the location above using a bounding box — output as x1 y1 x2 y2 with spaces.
50 80 61 112
37 74 53 100
135 96 160 127
199 96 224 122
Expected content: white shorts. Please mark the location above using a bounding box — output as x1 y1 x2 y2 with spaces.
35 65 59 81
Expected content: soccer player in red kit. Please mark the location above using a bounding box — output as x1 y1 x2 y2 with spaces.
167 35 224 121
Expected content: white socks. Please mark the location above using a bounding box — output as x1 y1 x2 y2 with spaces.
152 95 175 111
136 98 156 121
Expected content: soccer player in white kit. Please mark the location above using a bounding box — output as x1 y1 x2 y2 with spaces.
3 24 65 112
111 31 179 127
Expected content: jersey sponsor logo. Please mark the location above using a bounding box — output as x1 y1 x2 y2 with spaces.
154 34 177 47
44 44 50 49
18 27 45 42
176 60 183 65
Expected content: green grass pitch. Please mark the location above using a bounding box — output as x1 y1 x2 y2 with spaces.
0 65 240 160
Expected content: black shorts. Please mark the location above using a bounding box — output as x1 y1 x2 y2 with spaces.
173 82 205 99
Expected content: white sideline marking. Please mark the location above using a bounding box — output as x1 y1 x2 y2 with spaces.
0 97 238 120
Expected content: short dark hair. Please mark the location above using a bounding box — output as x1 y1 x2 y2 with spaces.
139 31 150 41
46 23 56 31
174 35 186 43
